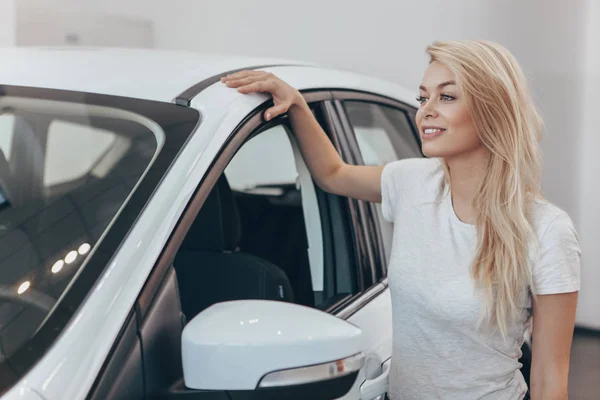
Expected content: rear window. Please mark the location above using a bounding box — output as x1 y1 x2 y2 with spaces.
0 96 163 363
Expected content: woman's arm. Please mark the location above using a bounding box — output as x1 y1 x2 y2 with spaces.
222 71 384 203
529 291 578 400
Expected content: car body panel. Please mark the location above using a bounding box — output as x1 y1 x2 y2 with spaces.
340 286 393 400
2 385 44 400
1 51 416 399
0 48 312 102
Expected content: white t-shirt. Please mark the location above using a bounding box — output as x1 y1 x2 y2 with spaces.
381 158 580 400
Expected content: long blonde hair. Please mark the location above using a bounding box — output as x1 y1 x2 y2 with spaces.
426 40 544 337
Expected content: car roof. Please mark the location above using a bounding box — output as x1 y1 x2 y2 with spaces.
0 47 313 103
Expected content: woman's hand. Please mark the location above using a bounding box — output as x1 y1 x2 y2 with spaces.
222 69 384 203
221 71 304 121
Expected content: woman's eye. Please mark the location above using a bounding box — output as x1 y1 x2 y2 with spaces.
416 96 427 104
441 94 456 101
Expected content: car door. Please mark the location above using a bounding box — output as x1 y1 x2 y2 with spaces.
180 91 390 399
188 92 403 400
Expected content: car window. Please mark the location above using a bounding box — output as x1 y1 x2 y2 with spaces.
225 127 298 191
0 115 14 161
44 121 124 187
224 124 357 309
225 125 324 300
345 101 421 164
344 101 422 264
0 96 162 363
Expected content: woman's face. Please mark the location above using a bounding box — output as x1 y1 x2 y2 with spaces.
415 61 485 159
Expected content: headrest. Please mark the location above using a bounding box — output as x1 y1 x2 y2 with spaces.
181 175 241 252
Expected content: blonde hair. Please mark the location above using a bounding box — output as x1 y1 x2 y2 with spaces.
426 40 544 337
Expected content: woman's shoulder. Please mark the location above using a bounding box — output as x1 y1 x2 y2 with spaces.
380 158 444 221
530 199 578 244
383 157 444 185
529 200 580 294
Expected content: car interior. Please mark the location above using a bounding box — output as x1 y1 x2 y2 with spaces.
89 169 322 399
0 109 156 368
174 174 309 322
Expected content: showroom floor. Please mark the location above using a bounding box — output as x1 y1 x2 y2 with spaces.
569 330 600 399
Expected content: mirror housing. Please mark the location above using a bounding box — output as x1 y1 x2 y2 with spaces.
181 300 364 399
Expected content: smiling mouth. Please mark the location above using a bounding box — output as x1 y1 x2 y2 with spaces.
422 128 446 138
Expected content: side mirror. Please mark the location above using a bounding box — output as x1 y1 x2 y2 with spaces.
181 300 365 400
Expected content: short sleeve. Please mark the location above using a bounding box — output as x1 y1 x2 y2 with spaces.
381 161 398 222
381 158 442 223
533 211 581 295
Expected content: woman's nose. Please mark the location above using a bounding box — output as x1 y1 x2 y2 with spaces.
420 100 438 119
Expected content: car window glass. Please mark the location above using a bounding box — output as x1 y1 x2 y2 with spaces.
223 124 356 309
344 101 421 264
345 101 420 165
225 127 298 191
44 121 122 187
0 115 14 161
0 96 161 363
225 124 324 296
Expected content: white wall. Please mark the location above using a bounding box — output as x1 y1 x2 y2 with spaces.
152 0 491 88
16 9 154 47
578 0 600 329
15 0 154 47
10 0 598 327
0 0 16 46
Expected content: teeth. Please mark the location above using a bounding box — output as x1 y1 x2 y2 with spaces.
424 128 444 134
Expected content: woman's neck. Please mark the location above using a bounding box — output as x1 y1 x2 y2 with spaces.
445 148 490 224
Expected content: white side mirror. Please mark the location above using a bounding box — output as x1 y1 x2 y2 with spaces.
181 300 365 399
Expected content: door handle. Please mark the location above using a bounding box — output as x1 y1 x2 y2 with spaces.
360 357 391 400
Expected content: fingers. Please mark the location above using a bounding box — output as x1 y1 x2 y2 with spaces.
223 75 268 88
236 80 277 94
264 103 290 121
221 70 265 83
222 71 277 94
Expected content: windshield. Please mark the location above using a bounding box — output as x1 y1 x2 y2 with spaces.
0 95 163 364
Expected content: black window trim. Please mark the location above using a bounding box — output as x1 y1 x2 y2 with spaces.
330 89 421 149
174 64 304 107
334 100 387 280
0 85 200 396
331 90 421 282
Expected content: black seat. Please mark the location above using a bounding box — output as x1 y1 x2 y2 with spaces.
235 192 315 308
174 175 294 321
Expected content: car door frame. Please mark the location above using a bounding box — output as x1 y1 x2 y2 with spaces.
330 90 422 278
326 90 422 400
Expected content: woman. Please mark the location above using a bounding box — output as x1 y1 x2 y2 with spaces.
222 40 580 400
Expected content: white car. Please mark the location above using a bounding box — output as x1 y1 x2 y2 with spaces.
0 48 423 400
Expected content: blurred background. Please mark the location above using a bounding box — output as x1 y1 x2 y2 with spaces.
1 0 598 397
